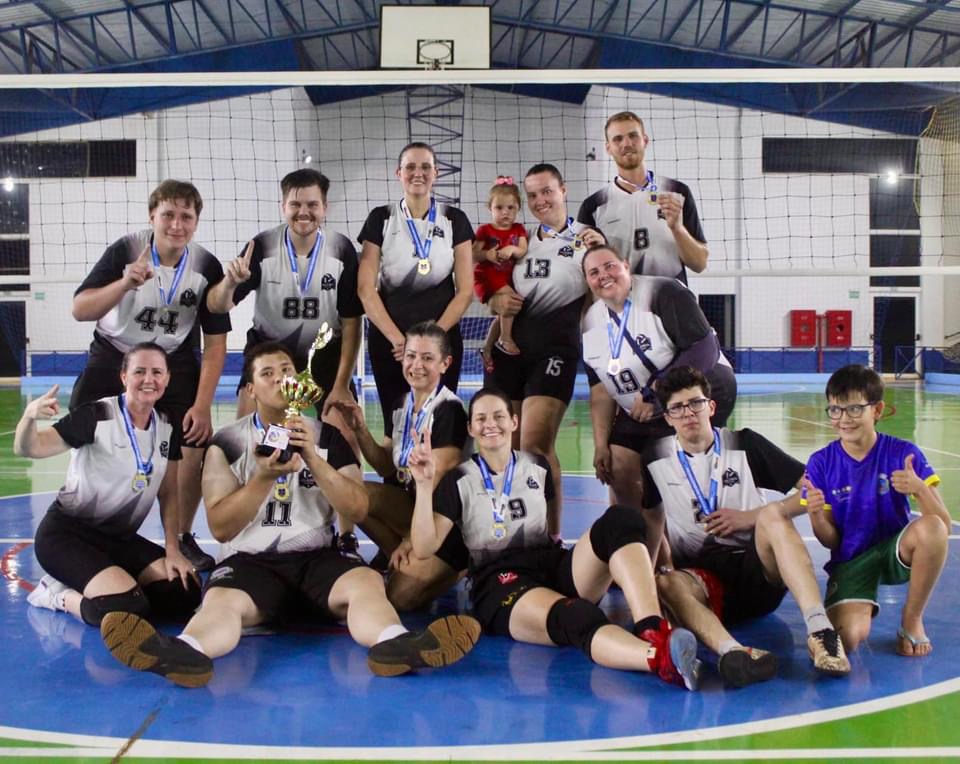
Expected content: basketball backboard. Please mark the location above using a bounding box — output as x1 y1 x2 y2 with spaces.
379 5 491 69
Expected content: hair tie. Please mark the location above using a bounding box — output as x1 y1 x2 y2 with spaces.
495 176 515 185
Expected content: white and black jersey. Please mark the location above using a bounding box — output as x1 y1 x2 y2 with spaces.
583 275 728 412
232 224 362 371
641 428 804 563
435 451 555 571
358 202 473 330
578 175 705 283
387 386 469 458
51 396 181 535
76 230 230 365
209 415 358 559
512 222 590 352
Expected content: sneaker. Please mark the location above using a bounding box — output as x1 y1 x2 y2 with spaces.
100 612 213 688
640 618 702 690
808 628 851 676
337 532 365 565
27 574 69 611
366 614 481 677
179 533 215 573
718 646 779 688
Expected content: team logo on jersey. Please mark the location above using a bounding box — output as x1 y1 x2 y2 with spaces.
635 333 653 352
179 288 198 308
159 441 169 458
498 571 519 585
432 226 445 239
558 245 574 258
878 473 890 495
299 468 317 488
321 273 336 291
722 468 739 487
526 476 539 490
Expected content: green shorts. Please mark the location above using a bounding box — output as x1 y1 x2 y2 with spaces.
824 527 911 614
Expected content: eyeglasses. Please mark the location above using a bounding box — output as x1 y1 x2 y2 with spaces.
665 398 710 419
825 401 878 420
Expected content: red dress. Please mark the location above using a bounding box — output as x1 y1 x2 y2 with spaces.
473 223 528 302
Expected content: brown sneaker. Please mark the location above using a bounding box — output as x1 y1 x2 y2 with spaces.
808 628 851 676
367 615 481 677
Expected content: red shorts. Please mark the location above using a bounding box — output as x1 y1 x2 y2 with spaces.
474 260 515 303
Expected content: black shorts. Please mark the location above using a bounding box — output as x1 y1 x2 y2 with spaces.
470 546 576 636
683 535 786 624
34 506 165 592
70 353 201 439
367 322 464 424
205 547 366 624
485 344 579 404
607 409 674 453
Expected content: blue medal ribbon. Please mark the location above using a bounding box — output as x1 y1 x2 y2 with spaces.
402 198 437 267
150 241 189 307
284 228 323 296
540 216 577 242
253 411 289 499
118 393 156 482
615 170 657 194
477 451 517 537
398 385 443 469
676 428 721 519
606 299 632 369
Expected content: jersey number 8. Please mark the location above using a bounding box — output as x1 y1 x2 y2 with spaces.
282 297 320 320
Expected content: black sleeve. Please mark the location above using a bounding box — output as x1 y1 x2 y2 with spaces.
52 402 101 448
231 236 266 305
577 193 600 227
651 279 712 351
532 453 556 503
640 451 664 510
434 467 466 527
357 205 391 248
444 206 475 247
585 364 601 387
664 179 706 244
740 428 804 494
75 239 128 295
319 422 360 470
430 400 468 451
197 253 232 336
332 233 363 318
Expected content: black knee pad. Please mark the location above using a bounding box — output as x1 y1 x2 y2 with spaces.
589 504 648 563
80 585 149 626
545 597 609 659
143 578 202 621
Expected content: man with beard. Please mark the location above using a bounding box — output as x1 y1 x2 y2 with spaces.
578 111 708 284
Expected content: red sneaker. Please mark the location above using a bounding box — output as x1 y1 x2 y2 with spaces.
639 618 701 691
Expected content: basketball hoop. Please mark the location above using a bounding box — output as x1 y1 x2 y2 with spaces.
418 39 454 70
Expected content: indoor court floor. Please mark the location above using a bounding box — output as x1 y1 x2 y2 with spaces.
0 381 958 762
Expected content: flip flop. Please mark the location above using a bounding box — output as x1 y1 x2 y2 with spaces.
896 627 932 657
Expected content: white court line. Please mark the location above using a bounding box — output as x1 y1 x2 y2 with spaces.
785 415 960 461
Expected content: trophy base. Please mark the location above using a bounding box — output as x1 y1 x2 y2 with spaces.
254 443 300 464
256 422 301 464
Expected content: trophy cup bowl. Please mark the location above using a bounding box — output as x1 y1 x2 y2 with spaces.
255 323 332 463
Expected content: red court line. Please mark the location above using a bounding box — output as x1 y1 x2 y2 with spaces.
1 542 34 593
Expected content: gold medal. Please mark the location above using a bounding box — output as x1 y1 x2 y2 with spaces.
607 358 621 376
417 258 431 275
273 480 291 502
396 467 411 484
131 470 149 493
492 522 507 540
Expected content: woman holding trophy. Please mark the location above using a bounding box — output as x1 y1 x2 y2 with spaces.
329 321 470 611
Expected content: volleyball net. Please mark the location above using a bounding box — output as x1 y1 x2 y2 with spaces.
0 71 958 380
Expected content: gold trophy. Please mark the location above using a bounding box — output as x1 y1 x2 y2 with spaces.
256 322 334 464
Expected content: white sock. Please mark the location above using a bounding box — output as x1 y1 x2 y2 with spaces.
177 633 206 655
718 639 741 656
804 606 833 635
375 624 408 644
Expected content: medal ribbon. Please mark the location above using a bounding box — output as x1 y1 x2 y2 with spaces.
398 384 443 468
477 451 517 528
605 299 632 371
540 216 577 242
118 393 156 479
607 306 659 378
402 198 437 265
150 241 189 307
284 228 323 296
676 427 721 518
615 170 656 194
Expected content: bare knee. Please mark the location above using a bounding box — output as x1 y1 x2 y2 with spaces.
835 616 871 652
